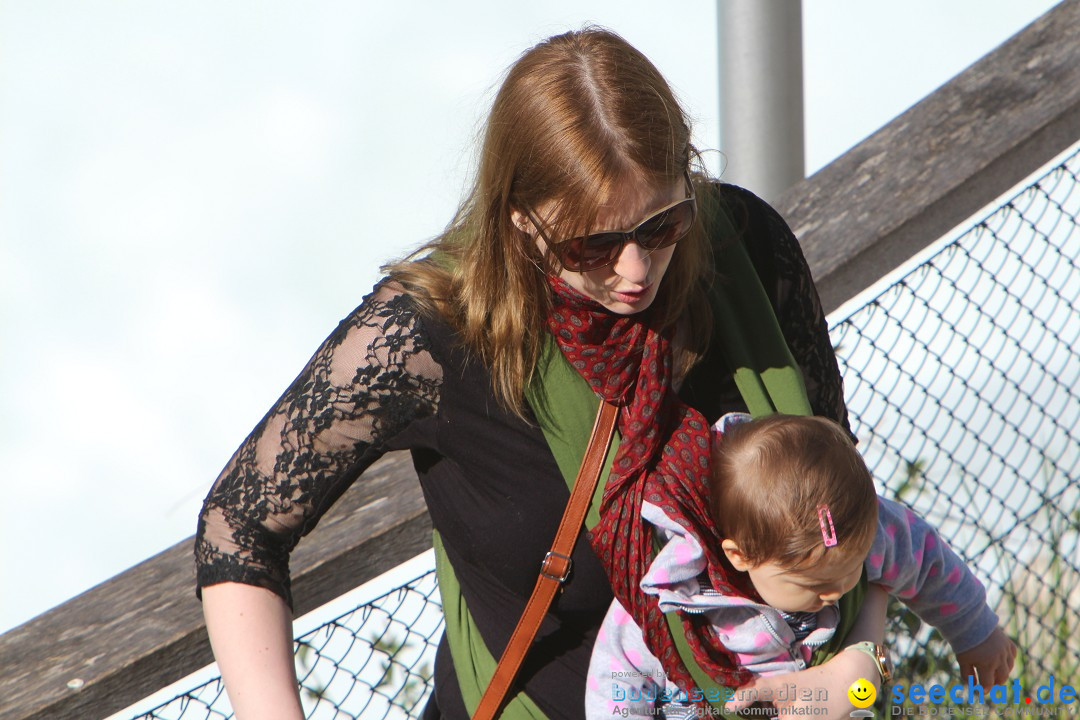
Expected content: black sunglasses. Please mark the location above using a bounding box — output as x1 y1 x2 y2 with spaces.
525 174 697 272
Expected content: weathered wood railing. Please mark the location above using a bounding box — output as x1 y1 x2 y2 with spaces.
2 2 1078 718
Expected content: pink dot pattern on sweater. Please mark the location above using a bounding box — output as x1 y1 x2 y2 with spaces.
675 542 695 565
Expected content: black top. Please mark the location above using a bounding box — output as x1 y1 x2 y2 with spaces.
194 184 851 719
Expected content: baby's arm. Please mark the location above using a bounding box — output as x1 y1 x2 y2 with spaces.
868 497 1015 687
587 599 671 719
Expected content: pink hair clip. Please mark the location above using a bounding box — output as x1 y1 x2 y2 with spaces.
818 504 838 548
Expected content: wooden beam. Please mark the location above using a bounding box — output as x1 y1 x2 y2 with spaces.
0 452 428 720
777 0 1080 315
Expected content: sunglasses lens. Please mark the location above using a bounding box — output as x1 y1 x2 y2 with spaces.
546 194 697 272
635 199 696 250
559 233 624 272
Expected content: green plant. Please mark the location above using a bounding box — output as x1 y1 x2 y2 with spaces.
881 451 1080 716
997 490 1080 703
366 630 434 711
295 640 331 706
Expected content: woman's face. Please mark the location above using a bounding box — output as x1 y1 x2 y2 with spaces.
520 177 685 315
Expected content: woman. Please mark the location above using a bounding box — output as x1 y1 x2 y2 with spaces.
196 28 888 720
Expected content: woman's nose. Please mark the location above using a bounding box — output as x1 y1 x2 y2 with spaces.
611 240 651 284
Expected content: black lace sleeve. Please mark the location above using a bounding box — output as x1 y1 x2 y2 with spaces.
194 281 443 606
721 184 853 437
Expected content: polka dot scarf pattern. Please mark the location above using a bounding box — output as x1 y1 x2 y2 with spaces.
545 275 754 692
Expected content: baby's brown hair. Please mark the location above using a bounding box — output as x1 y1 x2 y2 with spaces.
709 414 879 569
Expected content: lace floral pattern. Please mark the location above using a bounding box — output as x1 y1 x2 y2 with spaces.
195 281 442 605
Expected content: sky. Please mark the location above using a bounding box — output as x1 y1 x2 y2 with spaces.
0 0 1063 635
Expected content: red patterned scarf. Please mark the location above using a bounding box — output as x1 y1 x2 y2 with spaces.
545 275 754 692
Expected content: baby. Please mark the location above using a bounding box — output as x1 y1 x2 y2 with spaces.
586 413 1015 718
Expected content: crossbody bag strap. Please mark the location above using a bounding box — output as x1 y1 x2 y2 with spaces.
471 399 619 720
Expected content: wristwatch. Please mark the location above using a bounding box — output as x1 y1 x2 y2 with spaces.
846 641 893 683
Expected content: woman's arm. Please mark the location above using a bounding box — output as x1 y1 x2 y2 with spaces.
202 583 304 720
725 584 889 720
195 282 443 718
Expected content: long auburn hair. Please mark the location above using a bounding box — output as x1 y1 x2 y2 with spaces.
385 27 716 417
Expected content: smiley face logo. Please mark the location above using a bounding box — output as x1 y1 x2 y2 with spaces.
848 678 876 708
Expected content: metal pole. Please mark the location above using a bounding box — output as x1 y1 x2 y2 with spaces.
717 0 805 202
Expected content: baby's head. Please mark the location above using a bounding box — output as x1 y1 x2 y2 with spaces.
709 414 878 613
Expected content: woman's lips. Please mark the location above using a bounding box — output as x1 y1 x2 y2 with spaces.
612 285 652 304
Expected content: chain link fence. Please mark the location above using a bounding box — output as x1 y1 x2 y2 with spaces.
120 145 1079 719
833 144 1080 702
124 567 444 720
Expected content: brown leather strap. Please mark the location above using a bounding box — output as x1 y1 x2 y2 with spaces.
471 399 619 720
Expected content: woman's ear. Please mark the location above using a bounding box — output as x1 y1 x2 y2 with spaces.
721 539 752 571
510 208 531 235
512 208 552 261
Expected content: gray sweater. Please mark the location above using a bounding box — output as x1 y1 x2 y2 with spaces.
585 496 999 718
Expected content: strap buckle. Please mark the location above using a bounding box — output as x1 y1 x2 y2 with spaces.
540 551 573 582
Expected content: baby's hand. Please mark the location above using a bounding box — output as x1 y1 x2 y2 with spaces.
956 627 1016 690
